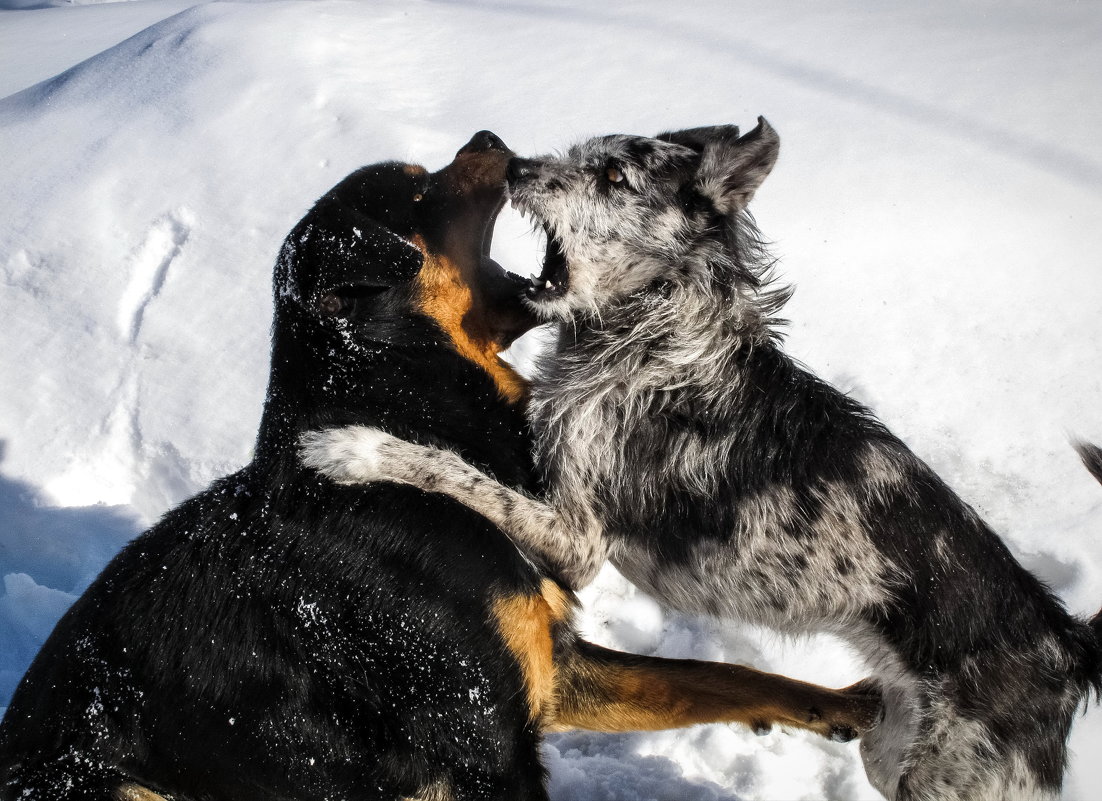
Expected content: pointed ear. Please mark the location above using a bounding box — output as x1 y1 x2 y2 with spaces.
656 124 741 153
692 117 779 215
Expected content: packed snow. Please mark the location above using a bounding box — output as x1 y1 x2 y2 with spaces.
2 1 1101 798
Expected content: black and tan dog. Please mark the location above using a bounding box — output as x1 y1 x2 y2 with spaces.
0 132 879 801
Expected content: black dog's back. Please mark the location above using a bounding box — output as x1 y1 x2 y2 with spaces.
0 451 547 800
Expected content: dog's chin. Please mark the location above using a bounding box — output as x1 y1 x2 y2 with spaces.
523 292 577 322
519 229 575 320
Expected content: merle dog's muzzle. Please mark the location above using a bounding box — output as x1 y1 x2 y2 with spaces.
506 157 569 302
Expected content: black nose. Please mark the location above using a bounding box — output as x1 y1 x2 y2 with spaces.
507 157 538 184
457 130 509 156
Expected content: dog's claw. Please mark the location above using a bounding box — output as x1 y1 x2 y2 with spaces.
793 679 883 742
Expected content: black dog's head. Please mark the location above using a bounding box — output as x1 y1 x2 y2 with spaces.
259 132 537 456
510 118 780 320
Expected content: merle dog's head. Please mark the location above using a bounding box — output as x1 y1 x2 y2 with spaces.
509 118 780 320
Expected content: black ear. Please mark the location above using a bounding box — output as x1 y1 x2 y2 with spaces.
286 204 424 317
681 117 779 215
656 124 741 153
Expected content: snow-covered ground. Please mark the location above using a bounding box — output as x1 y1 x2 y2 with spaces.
2 1 1101 798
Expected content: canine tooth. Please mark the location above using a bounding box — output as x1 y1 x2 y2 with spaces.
545 280 553 290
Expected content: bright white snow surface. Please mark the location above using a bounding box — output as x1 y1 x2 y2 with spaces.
2 1 1101 798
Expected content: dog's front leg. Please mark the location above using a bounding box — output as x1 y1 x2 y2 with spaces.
551 639 882 742
300 425 607 589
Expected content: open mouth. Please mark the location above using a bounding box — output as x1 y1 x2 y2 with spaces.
481 194 505 258
525 225 568 302
474 194 540 334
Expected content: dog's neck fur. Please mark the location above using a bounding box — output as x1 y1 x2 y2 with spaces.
548 249 788 399
529 261 802 526
258 303 534 486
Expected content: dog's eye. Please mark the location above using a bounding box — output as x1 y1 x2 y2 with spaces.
606 166 625 185
318 285 390 319
319 293 353 318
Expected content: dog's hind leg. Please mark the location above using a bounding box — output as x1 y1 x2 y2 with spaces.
300 425 606 588
550 639 882 742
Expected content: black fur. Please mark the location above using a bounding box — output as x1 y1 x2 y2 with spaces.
0 134 552 800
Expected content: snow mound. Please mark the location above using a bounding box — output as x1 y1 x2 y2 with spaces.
1 1 1101 798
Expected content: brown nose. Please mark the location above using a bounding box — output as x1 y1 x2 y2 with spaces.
456 130 509 156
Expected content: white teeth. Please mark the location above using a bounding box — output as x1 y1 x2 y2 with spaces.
545 280 553 290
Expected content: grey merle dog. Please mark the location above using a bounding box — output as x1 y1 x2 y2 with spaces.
301 119 1102 801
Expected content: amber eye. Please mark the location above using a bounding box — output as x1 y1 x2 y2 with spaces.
412 193 423 202
606 166 625 184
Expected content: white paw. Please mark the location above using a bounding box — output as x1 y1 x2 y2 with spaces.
299 426 397 484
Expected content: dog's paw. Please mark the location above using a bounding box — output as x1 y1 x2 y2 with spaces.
799 678 883 743
299 426 399 485
831 678 883 740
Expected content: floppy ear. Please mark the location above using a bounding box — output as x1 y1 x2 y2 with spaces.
289 205 424 318
663 118 779 216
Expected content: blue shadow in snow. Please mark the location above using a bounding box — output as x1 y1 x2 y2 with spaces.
0 441 140 708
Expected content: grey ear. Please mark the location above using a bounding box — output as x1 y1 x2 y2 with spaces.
656 124 741 152
694 117 780 215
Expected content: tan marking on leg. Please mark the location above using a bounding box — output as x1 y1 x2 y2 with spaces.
549 641 881 740
115 784 167 801
492 579 576 721
402 778 454 801
538 578 575 624
412 235 528 403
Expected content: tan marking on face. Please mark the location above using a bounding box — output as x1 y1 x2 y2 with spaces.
403 164 428 177
492 579 575 721
115 785 167 801
411 235 528 403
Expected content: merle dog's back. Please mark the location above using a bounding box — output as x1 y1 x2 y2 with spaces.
619 339 1102 799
